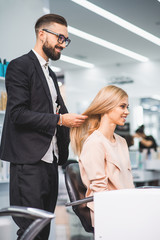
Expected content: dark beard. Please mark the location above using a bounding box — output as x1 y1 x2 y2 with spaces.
42 42 62 61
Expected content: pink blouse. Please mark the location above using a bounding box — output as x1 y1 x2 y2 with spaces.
79 130 135 226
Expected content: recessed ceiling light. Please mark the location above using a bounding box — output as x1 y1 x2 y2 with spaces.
60 55 94 68
68 26 148 62
150 106 158 111
71 0 160 46
152 95 160 100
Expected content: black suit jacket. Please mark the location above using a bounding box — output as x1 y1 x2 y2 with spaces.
0 50 69 165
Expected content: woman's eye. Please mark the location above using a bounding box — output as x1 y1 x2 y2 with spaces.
120 105 129 110
120 105 125 109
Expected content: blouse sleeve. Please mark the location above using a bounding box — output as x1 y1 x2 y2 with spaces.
80 138 108 193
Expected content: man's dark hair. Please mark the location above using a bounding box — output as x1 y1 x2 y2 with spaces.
35 13 68 36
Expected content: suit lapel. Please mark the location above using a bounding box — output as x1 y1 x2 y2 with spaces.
28 50 64 113
49 68 68 114
28 51 53 105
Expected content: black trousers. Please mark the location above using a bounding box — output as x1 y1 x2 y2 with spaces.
10 159 58 240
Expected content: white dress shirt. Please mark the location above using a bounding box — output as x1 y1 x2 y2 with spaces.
32 49 59 163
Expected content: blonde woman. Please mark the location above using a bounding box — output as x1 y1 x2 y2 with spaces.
70 85 134 227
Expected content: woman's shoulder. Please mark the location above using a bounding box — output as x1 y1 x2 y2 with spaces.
114 133 127 144
80 130 106 158
85 130 104 143
83 130 105 149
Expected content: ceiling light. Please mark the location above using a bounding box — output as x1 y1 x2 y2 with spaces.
68 26 148 62
142 104 150 110
150 106 158 111
50 66 62 72
60 55 94 68
71 0 160 46
152 95 160 100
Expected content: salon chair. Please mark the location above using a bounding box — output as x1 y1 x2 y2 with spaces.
0 206 55 240
65 162 94 233
65 162 160 235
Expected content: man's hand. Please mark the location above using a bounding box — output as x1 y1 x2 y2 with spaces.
133 133 141 139
58 113 88 128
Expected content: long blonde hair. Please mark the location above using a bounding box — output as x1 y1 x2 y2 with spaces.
70 85 128 156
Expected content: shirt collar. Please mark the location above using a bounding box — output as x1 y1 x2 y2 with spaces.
32 49 49 68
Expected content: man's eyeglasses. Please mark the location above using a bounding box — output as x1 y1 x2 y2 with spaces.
42 28 71 47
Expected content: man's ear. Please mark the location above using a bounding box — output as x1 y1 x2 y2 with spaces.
38 29 46 43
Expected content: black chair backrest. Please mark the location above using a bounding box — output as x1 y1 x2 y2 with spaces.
65 162 94 233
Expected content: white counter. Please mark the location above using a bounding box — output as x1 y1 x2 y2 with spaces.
145 159 160 171
132 169 160 183
94 189 160 240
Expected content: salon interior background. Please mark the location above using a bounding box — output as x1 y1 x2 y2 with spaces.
1 0 160 146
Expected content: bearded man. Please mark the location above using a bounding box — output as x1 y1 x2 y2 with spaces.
0 14 87 240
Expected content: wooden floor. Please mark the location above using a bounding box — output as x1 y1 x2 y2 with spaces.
55 205 93 240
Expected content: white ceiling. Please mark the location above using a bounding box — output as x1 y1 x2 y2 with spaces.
50 0 160 71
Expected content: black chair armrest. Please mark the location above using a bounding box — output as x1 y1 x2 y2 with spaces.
66 186 160 207
0 206 55 240
0 206 54 219
66 196 93 207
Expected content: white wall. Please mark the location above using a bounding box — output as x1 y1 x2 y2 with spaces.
65 60 160 142
0 2 57 240
0 0 50 61
65 60 160 113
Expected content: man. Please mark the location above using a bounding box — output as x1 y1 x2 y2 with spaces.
0 14 87 240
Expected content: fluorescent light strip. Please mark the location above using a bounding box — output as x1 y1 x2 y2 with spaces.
68 26 148 62
42 7 50 14
60 55 94 68
71 0 160 46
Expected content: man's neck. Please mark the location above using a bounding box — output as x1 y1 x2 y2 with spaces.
33 45 48 62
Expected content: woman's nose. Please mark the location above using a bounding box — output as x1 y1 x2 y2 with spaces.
125 108 129 114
